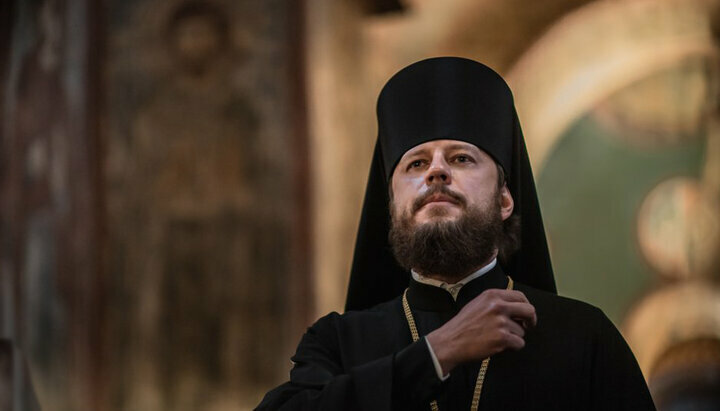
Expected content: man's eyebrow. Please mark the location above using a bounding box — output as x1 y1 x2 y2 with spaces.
403 148 430 159
445 143 478 152
403 142 479 160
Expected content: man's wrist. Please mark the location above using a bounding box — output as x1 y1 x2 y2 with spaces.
424 336 450 381
425 331 457 377
393 338 446 405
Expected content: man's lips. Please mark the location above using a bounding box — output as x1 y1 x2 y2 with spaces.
421 194 459 207
411 188 466 214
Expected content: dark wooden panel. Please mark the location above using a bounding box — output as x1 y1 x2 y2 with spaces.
0 0 104 409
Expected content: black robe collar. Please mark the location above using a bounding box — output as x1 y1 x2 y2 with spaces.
407 263 510 312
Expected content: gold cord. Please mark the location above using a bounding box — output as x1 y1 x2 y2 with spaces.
402 276 514 411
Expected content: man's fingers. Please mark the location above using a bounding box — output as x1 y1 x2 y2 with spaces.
503 302 537 328
485 289 529 304
505 318 525 338
505 333 525 350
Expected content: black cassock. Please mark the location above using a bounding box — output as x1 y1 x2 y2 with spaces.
257 264 656 410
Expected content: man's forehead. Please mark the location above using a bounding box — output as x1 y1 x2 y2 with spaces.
401 139 486 158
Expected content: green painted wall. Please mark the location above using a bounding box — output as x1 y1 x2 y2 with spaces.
537 114 705 324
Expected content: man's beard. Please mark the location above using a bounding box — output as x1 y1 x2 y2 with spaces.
389 186 504 282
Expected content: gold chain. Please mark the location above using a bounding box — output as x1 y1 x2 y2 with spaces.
402 276 514 411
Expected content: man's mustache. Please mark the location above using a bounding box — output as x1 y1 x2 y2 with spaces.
412 186 467 214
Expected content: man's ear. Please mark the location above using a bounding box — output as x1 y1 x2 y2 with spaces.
500 184 514 221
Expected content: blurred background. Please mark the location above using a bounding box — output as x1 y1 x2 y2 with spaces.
1 0 720 409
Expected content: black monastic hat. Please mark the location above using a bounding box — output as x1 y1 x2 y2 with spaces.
345 57 556 312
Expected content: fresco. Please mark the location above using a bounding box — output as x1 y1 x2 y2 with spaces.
537 65 709 321
104 0 300 409
508 0 720 406
3 0 306 409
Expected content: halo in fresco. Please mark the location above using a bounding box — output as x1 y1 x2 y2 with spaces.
591 57 713 148
623 282 720 377
648 337 720 408
636 177 720 281
507 0 718 170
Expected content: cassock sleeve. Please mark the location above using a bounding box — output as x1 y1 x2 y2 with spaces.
255 312 443 410
589 311 656 410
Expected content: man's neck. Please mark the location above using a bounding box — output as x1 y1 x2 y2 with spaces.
416 251 499 284
411 257 498 300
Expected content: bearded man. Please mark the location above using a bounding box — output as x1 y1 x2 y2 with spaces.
257 57 655 410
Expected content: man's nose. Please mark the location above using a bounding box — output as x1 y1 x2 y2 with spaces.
425 158 451 185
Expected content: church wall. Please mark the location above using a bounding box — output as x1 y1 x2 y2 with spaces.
1 0 310 409
306 0 377 317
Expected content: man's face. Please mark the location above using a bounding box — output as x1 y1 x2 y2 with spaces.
390 139 513 226
388 139 515 278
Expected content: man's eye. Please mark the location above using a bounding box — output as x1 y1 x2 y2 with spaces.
408 160 424 169
454 155 471 163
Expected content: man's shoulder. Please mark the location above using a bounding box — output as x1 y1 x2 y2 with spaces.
514 282 613 330
307 297 404 332
516 282 602 311
295 297 407 358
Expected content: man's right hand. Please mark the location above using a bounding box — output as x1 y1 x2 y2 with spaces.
425 288 537 375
